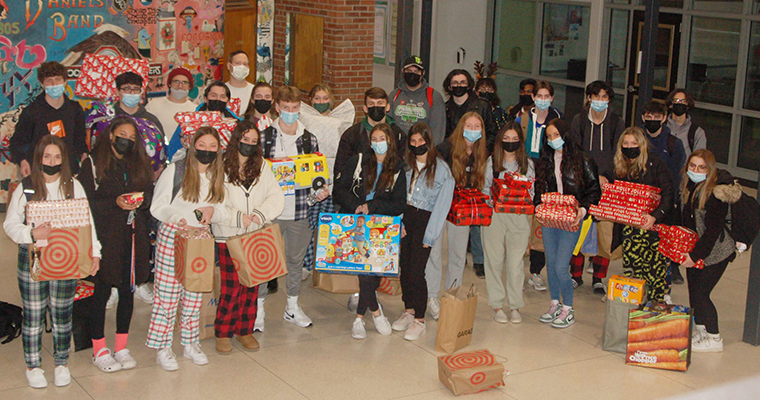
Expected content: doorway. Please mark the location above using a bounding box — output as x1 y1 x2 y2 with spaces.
223 7 258 83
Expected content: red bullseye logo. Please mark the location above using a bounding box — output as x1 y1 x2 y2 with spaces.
232 258 241 272
535 226 543 239
470 372 486 385
40 229 79 279
443 350 496 370
191 257 207 274
243 232 283 281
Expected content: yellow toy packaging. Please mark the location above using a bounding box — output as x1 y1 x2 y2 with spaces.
267 152 330 197
267 158 296 195
608 275 647 305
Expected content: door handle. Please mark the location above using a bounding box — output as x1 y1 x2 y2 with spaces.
627 85 637 93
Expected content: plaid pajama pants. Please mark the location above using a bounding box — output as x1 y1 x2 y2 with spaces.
146 223 203 349
215 243 258 337
17 245 77 369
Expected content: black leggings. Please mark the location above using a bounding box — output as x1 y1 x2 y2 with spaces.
687 258 730 334
90 260 134 340
357 276 381 316
400 206 431 318
530 250 545 274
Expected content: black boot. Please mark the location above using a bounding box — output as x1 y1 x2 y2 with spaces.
267 278 279 294
474 263 485 279
671 263 685 285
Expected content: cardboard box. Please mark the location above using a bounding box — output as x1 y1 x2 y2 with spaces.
607 275 646 305
267 158 296 195
315 213 401 277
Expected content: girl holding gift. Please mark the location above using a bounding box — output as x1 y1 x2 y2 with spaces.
612 126 674 302
78 116 155 373
148 126 228 371
425 111 488 320
333 123 407 340
481 121 535 324
390 123 454 341
4 135 102 389
679 149 738 352
211 120 284 354
533 119 601 328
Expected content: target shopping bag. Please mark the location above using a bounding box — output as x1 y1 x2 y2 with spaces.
227 224 288 288
174 228 215 293
31 227 94 281
438 349 506 395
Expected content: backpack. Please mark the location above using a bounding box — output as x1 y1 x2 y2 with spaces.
171 158 186 202
262 127 313 159
686 121 698 153
726 188 760 247
0 301 23 344
393 87 434 108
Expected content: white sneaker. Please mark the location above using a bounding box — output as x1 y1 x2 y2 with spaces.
156 348 179 371
510 309 523 324
492 309 509 324
134 283 154 304
54 365 71 387
693 333 723 353
392 312 415 331
347 293 359 314
372 312 392 336
586 265 594 274
302 268 311 281
352 317 366 339
284 297 313 328
114 349 137 370
403 320 427 341
428 298 441 320
92 348 122 373
106 287 118 310
254 299 265 332
528 274 547 291
693 324 707 343
183 343 209 365
25 368 47 389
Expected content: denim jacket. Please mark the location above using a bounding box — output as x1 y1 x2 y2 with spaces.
405 157 455 247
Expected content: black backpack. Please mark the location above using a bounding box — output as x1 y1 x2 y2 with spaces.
0 301 23 344
726 188 760 247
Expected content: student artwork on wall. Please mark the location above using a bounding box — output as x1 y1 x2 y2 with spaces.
256 0 274 83
0 0 227 210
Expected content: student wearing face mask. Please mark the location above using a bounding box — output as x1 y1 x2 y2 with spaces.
111 72 164 135
243 81 278 131
609 127 673 303
225 51 254 114
475 77 510 131
507 78 537 120
641 101 685 189
147 67 198 144
389 56 446 144
333 123 407 340
11 61 88 177
443 69 497 151
78 116 155 373
665 89 707 159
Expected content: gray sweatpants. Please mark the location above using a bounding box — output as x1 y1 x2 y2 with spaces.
425 221 470 299
258 218 312 298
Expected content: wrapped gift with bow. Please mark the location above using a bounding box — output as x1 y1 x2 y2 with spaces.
174 111 237 149
447 188 493 226
76 54 149 101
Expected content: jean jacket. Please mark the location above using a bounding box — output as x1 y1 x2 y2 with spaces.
405 157 455 247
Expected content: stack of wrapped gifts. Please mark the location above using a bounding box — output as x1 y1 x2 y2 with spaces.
447 188 493 226
174 111 238 150
535 192 580 232
491 173 534 214
589 181 661 227
654 224 705 269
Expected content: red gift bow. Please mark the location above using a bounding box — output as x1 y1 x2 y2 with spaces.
502 172 533 190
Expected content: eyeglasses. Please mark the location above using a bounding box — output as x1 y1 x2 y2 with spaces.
119 86 142 94
171 80 191 88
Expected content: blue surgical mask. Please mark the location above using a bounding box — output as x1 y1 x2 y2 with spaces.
463 129 482 142
280 110 299 125
548 137 565 150
371 140 388 155
45 84 65 99
590 100 609 112
687 170 707 183
535 99 551 111
122 93 141 108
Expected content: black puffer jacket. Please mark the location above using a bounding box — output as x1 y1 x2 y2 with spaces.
534 154 602 211
333 153 407 216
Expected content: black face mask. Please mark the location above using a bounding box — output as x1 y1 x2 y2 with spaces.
671 104 688 117
367 106 386 122
42 164 62 176
450 86 468 97
644 120 662 134
195 149 217 165
254 99 272 114
519 94 533 106
622 147 641 159
238 142 258 157
206 99 227 112
479 92 496 103
113 136 135 155
404 72 422 87
408 143 428 156
502 141 521 153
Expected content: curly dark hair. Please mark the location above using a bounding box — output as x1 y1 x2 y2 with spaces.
443 69 475 97
224 120 263 187
535 119 584 192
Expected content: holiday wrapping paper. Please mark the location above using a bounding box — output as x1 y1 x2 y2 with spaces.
654 225 705 269
494 203 534 215
535 203 579 232
76 54 149 101
502 172 533 190
540 192 580 208
447 188 493 226
591 182 661 227
26 198 91 247
174 111 236 150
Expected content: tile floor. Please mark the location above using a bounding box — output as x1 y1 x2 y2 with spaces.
1 214 760 399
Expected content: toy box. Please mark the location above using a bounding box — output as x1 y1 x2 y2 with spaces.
267 152 329 195
607 275 646 305
267 158 296 195
315 213 401 277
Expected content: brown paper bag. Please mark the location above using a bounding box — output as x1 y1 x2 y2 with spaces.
312 270 359 294
227 224 288 288
438 349 506 395
377 277 402 295
435 285 478 354
174 229 215 292
529 215 544 252
33 227 93 281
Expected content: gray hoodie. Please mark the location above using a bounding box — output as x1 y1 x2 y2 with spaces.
389 79 446 145
666 115 706 159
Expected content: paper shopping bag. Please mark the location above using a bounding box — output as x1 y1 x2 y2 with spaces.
312 270 360 294
529 216 544 252
435 285 478 354
174 228 215 293
33 227 93 281
603 298 643 354
227 224 288 288
438 349 506 395
377 277 402 295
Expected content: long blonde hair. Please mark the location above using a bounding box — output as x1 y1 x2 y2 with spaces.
680 149 718 210
181 126 225 203
449 111 486 190
614 127 650 180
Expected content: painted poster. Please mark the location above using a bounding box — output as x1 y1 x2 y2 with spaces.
256 0 274 83
0 0 226 209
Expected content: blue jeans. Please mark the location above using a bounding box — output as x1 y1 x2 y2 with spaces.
542 227 581 307
469 226 484 265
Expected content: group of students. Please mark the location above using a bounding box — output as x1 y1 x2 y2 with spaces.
3 52 738 389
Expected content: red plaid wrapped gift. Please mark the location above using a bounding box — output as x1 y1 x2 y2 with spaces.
76 54 149 100
503 172 533 190
494 203 535 214
535 204 579 232
174 111 237 149
654 225 705 269
447 188 493 226
541 192 580 208
492 178 531 203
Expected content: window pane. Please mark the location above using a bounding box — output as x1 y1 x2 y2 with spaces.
660 0 684 8
686 17 741 107
496 0 536 73
540 4 591 81
606 9 629 88
693 0 743 13
610 90 625 121
548 82 586 120
744 22 760 111
739 117 760 171
689 108 732 164
494 73 528 113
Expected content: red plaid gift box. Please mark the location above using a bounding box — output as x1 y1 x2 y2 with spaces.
502 172 533 190
447 188 493 226
174 111 237 149
495 195 532 205
535 204 579 232
541 192 580 208
76 54 149 100
494 203 534 214
492 178 531 203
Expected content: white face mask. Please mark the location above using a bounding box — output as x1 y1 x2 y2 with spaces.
231 65 250 81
